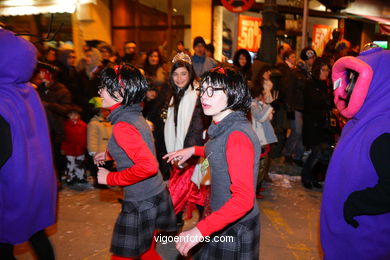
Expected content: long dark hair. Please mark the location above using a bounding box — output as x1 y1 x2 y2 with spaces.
233 49 252 73
312 58 330 81
255 65 272 90
143 49 163 77
169 60 196 126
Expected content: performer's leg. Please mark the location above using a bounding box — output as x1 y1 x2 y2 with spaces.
0 243 16 260
111 231 161 260
29 229 55 260
140 230 161 260
111 255 136 260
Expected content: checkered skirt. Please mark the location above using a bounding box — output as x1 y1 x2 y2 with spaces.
110 188 177 257
193 214 260 260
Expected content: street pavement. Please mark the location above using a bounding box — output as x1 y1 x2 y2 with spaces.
14 160 323 260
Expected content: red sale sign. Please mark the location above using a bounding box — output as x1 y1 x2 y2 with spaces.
237 15 262 53
312 24 333 57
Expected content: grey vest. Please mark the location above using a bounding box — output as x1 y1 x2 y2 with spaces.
108 104 164 201
205 111 261 221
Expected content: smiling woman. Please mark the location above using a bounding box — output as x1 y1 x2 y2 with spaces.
164 53 209 228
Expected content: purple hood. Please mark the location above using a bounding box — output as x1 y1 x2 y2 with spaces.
0 29 57 244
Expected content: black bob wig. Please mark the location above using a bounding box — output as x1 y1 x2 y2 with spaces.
99 64 148 106
200 65 252 112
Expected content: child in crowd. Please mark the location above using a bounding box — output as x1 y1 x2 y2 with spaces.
250 83 278 199
61 108 88 186
260 66 275 104
87 97 112 188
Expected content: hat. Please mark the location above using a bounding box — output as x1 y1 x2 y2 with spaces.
300 47 317 61
36 62 59 84
193 36 206 48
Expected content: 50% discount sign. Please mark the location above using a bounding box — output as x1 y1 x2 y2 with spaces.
237 15 262 53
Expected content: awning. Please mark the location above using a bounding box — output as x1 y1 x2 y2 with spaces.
347 13 390 35
359 14 390 35
0 0 96 16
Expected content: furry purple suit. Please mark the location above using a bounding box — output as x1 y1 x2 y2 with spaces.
321 47 390 259
0 29 57 245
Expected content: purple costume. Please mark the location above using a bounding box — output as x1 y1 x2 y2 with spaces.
321 47 390 259
0 29 57 244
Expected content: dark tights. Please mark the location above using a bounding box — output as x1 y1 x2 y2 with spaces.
0 230 55 260
176 205 205 225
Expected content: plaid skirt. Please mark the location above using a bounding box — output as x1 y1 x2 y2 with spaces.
110 188 177 257
193 214 260 260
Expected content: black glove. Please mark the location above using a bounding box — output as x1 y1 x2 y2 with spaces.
343 193 362 228
343 134 390 228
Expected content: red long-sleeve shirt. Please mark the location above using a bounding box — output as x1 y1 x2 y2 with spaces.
106 104 159 186
194 131 255 237
61 119 87 156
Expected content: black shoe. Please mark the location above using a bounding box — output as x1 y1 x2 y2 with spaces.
293 159 304 167
312 181 322 189
65 178 77 186
284 156 294 163
94 184 109 189
302 180 313 189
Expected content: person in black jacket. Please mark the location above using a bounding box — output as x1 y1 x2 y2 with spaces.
77 47 104 121
277 50 306 165
301 58 334 189
32 62 73 182
57 49 84 108
142 86 171 180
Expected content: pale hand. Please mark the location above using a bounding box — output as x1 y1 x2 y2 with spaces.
176 227 203 256
268 108 274 121
97 167 109 185
93 152 106 166
268 112 274 121
163 146 195 166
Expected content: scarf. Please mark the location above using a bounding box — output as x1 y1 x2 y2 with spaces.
164 86 198 152
192 55 206 64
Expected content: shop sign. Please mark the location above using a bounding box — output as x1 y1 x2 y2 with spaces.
312 24 333 56
285 19 302 32
237 15 262 53
221 0 255 13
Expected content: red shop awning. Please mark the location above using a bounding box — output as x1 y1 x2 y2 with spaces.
356 14 390 35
